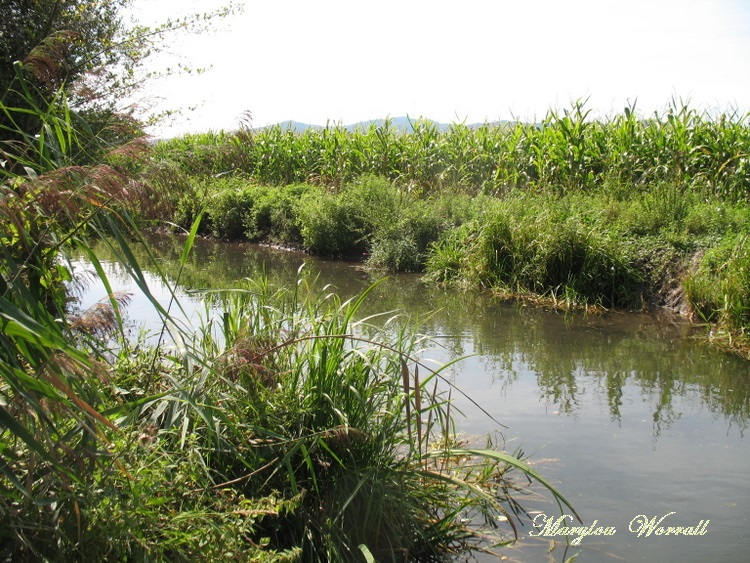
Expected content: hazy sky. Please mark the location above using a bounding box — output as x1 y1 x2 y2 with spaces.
129 0 750 136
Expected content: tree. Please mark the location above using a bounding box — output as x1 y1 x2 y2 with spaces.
1 1 131 93
1 0 237 153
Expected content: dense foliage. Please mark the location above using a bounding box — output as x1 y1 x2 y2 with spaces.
2 2 748 558
1 0 143 154
148 103 750 355
155 101 750 201
0 4 578 560
1 0 237 156
1 0 130 91
159 174 749 333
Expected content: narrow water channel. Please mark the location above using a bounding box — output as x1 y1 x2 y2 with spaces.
77 234 750 562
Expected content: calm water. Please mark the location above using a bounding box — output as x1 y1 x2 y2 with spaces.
78 235 750 562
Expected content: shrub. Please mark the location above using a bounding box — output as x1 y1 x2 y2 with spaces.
203 179 261 240
367 198 445 272
297 189 366 256
298 176 402 257
368 235 422 272
249 183 311 245
169 174 214 232
685 234 750 329
442 195 644 307
424 223 475 284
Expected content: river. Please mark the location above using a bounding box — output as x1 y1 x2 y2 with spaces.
75 234 750 562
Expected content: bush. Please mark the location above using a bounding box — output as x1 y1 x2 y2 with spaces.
368 235 422 272
249 183 311 245
685 234 750 328
424 223 475 284
297 176 402 257
367 198 445 272
207 182 258 240
297 189 366 256
435 195 643 306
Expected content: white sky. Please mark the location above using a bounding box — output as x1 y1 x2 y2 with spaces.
129 0 750 137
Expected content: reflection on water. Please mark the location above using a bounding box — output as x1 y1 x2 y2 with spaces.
82 234 750 562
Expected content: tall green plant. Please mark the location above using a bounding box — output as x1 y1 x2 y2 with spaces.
152 100 750 201
177 273 580 561
0 63 156 556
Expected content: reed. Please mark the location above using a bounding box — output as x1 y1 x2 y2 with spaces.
0 65 158 558
179 274 579 561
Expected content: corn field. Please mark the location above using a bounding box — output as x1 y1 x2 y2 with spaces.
154 100 750 201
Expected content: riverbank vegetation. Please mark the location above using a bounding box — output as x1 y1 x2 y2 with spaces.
1 3 578 560
3 2 749 558
145 105 750 356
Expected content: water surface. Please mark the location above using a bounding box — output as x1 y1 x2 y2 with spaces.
80 235 750 562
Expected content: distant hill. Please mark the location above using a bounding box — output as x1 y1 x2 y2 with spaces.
343 117 445 133
260 116 515 133
270 120 325 133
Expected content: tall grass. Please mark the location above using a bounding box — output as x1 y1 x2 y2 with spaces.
2 209 580 559
0 62 157 558
685 234 750 335
157 167 750 347
181 276 579 561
